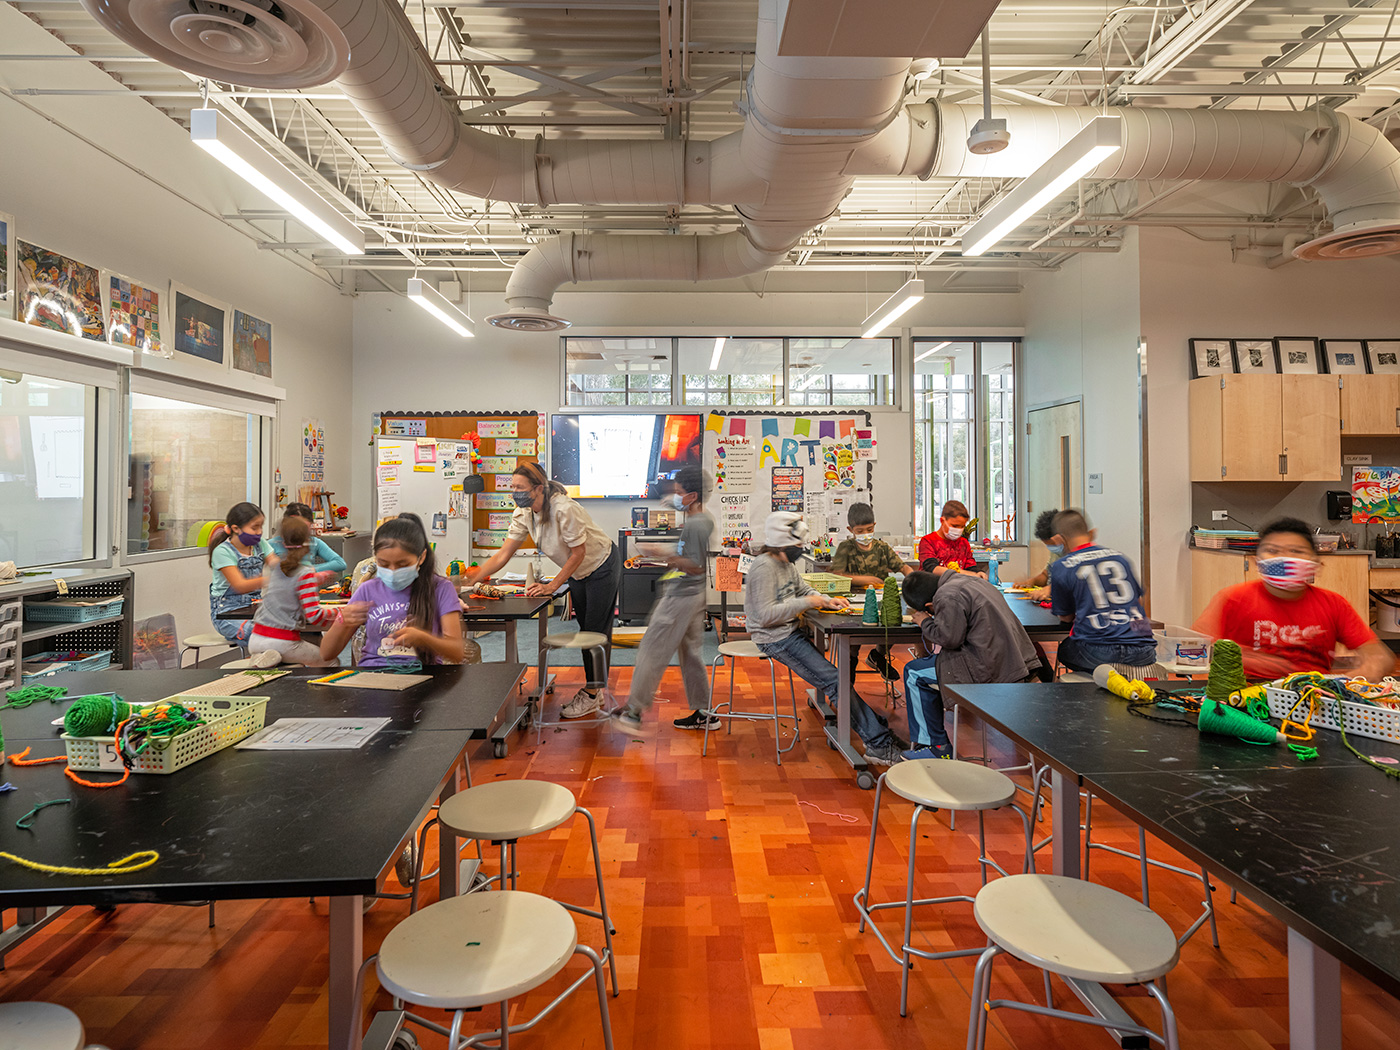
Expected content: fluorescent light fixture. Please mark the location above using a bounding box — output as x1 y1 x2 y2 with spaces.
914 340 954 362
961 116 1122 257
1130 0 1256 84
861 278 925 338
191 108 365 255
408 277 475 337
710 337 726 371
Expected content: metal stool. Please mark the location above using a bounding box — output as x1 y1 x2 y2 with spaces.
0 1001 107 1050
364 890 614 1050
417 778 618 997
534 631 613 740
179 633 236 667
967 874 1181 1050
855 759 1035 1016
703 640 800 765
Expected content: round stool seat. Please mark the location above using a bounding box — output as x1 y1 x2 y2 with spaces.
974 874 1179 984
717 640 766 659
439 779 577 840
542 631 608 651
0 1002 84 1050
182 633 231 649
223 658 258 669
378 891 576 1009
883 759 1017 811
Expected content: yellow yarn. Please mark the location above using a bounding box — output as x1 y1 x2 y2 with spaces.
1228 685 1268 708
0 850 159 876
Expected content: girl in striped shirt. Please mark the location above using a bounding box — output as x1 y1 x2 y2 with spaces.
248 515 334 666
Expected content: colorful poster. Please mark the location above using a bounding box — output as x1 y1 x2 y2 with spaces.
18 240 105 341
771 466 804 513
495 438 536 456
302 420 325 485
474 529 509 548
1352 467 1400 523
494 474 514 489
448 488 471 518
716 493 751 538
441 456 456 479
855 427 877 461
386 419 427 437
377 465 399 486
415 443 436 464
232 309 272 377
715 556 742 592
431 512 448 536
488 512 514 530
821 440 856 489
476 492 514 510
170 284 226 363
108 275 164 356
479 456 514 474
478 420 518 438
713 436 756 493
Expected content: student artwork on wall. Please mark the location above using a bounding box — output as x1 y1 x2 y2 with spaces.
232 309 273 378
1322 339 1368 375
16 239 106 340
1365 341 1400 375
1275 337 1323 375
1232 339 1277 374
170 282 229 367
105 272 167 357
1189 339 1233 379
1352 467 1400 523
0 211 13 319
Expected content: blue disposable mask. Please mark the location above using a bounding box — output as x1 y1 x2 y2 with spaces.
512 490 535 509
1045 543 1064 556
378 565 419 592
671 494 688 511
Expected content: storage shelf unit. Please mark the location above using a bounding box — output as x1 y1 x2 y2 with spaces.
0 567 135 690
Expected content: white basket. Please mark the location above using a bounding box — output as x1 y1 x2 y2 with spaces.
1265 686 1400 746
62 695 270 774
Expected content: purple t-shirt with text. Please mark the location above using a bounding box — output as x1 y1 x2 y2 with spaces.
354 574 460 666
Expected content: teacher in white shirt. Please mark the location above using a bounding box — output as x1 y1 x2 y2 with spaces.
466 461 619 719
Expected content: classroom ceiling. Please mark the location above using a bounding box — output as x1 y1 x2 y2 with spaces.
8 0 1400 294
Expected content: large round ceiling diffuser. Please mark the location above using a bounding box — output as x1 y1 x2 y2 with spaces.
486 311 572 333
1293 220 1400 261
80 0 349 88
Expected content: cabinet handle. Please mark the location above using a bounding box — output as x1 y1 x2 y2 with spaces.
1395 407 1399 428
1279 453 1288 475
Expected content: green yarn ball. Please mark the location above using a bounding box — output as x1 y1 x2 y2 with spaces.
1198 699 1280 745
64 695 132 738
880 575 902 627
1204 639 1247 704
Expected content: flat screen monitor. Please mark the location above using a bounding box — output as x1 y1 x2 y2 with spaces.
550 413 703 498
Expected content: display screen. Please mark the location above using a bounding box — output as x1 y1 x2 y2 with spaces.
550 413 702 498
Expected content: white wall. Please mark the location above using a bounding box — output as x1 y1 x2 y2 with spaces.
0 12 354 645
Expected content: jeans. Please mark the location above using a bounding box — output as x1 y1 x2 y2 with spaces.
568 544 621 688
1057 636 1158 674
902 653 948 748
756 632 894 750
627 586 708 713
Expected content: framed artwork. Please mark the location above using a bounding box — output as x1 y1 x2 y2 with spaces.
1322 339 1368 375
232 309 272 378
16 239 106 341
104 271 168 358
1232 339 1277 374
169 281 229 368
0 211 14 320
1275 337 1323 375
1189 339 1233 379
1365 340 1400 375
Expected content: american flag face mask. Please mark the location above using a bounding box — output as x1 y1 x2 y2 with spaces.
1255 556 1317 591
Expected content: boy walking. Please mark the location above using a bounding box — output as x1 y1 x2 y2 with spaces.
830 501 911 681
1047 509 1157 672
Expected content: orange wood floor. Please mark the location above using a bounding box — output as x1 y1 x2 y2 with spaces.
3 663 1399 1049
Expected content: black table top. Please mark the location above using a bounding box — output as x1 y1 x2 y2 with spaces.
0 665 526 742
0 728 468 906
458 594 553 621
807 592 1064 637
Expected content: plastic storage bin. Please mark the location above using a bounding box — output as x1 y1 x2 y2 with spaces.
63 695 270 774
21 649 115 681
23 596 125 623
1154 626 1211 669
802 573 854 595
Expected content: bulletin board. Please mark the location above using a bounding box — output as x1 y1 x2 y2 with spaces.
374 410 542 559
702 410 875 543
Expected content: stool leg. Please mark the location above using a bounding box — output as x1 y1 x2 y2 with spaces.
447 1007 467 1050
768 658 781 766
1083 792 1094 878
1138 825 1151 905
899 803 926 1017
1201 865 1220 948
578 806 619 997
1044 969 1054 1008
966 946 998 1050
726 657 737 735
788 667 800 744
977 811 989 887
499 841 509 891
704 655 723 757
949 706 960 831
500 999 511 1050
1147 980 1180 1050
509 841 518 890
576 944 617 1050
856 775 886 933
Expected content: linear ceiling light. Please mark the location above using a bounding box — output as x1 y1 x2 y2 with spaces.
914 340 954 362
408 278 475 337
861 278 925 338
1130 0 1257 84
190 108 365 255
710 337 727 370
961 116 1122 257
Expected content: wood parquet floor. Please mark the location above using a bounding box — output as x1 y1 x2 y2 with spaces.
3 663 1399 1049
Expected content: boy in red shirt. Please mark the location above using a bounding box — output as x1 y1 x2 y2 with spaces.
1193 517 1392 681
918 499 982 575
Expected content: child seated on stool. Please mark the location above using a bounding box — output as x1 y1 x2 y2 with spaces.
830 501 912 683
1047 509 1156 673
900 569 1042 761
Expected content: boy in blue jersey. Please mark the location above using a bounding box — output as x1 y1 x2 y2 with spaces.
1048 509 1157 672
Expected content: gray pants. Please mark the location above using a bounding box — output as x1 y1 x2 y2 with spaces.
627 586 709 713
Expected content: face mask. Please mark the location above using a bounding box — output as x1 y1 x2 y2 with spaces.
1045 543 1064 556
512 489 535 509
237 531 261 547
854 533 874 547
1256 556 1316 591
783 546 803 564
671 494 688 511
378 564 420 592
944 526 965 540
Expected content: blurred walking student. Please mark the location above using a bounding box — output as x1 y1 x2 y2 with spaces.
1011 508 1061 601
614 465 714 732
208 501 271 645
269 503 347 580
829 501 911 681
248 515 334 667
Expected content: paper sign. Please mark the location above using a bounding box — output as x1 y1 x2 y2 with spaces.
730 418 747 437
818 420 836 439
413 464 435 473
378 487 400 514
706 413 724 433
431 512 447 536
713 436 756 493
805 489 829 529
716 493 750 538
474 529 509 548
772 466 804 513
448 489 470 518
822 440 856 489
794 417 811 436
441 457 456 478
715 555 742 592
479 456 514 474
495 438 536 456
415 436 435 446
1352 467 1400 523
494 474 514 489
855 427 877 460
386 419 426 437
839 420 854 437
415 444 435 464
476 492 514 510
377 465 399 485
737 552 755 575
477 420 518 438
488 512 513 529
761 418 780 438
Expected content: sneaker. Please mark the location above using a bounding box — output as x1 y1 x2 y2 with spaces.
673 709 722 731
248 649 282 669
901 743 953 762
865 648 899 682
394 844 415 887
560 689 601 719
612 706 644 732
863 743 904 767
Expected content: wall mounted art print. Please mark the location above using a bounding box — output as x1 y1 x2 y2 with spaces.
232 309 272 378
16 239 106 340
105 272 167 357
170 281 229 368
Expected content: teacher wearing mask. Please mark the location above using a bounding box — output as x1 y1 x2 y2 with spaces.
466 461 620 719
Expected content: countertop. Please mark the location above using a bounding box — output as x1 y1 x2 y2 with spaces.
1191 546 1372 558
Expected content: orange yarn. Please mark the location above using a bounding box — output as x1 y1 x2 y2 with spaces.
9 746 131 787
8 747 67 766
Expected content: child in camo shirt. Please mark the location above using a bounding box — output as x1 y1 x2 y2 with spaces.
830 502 913 681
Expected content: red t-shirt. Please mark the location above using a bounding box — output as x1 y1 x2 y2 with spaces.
918 531 977 571
1192 580 1374 678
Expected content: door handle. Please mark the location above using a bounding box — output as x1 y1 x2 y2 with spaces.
1279 453 1288 475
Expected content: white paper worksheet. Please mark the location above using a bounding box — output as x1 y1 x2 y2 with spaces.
235 717 391 750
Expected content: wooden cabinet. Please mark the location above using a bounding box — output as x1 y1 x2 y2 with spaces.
1190 549 1371 621
1191 549 1247 622
1340 374 1400 435
1189 374 1340 482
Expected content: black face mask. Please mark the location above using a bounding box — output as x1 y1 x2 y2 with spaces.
783 546 803 563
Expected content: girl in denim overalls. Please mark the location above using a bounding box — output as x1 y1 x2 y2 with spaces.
208 502 271 645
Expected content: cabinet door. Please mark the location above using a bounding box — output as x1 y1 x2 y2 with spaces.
1340 375 1400 435
1315 555 1371 623
1221 375 1283 481
1281 374 1341 481
1191 550 1248 622
1188 378 1224 482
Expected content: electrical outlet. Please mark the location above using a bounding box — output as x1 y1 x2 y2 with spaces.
1212 510 1229 521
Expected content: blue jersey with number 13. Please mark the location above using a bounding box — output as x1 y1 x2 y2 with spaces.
1048 545 1152 644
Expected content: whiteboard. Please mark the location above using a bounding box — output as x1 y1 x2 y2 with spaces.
372 436 479 564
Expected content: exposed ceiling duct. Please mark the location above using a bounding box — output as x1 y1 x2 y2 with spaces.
80 0 1400 325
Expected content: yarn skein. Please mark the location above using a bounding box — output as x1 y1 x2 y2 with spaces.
861 587 879 625
1204 639 1247 704
63 695 133 738
880 575 902 627
1198 699 1285 744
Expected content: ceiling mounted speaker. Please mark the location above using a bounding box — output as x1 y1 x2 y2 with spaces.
1293 220 1400 261
486 311 572 333
80 0 350 88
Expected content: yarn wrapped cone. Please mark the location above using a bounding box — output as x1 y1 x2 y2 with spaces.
1204 639 1247 704
64 695 133 738
880 575 902 627
862 587 879 625
1198 699 1284 744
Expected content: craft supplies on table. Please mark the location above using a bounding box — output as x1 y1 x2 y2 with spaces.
22 596 125 623
174 670 290 697
1266 682 1400 746
235 716 391 750
62 695 269 774
308 669 432 690
801 572 852 595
